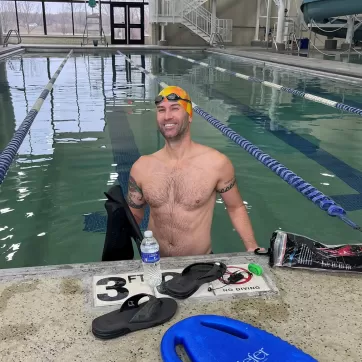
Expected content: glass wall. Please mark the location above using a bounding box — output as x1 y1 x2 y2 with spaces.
0 1 18 33
45 2 73 35
101 3 111 36
0 0 148 37
17 1 44 35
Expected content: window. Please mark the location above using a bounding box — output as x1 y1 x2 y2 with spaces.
0 1 18 33
144 4 149 36
45 2 73 35
101 4 111 36
17 1 44 35
1 1 149 38
72 2 86 35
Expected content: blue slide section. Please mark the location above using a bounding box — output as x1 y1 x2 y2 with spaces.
301 0 362 41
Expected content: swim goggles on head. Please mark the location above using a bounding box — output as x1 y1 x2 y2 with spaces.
154 93 192 105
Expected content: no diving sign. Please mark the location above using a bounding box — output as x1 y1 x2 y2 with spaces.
211 265 271 296
92 264 272 307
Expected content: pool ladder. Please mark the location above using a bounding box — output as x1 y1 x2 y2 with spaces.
3 30 22 47
286 31 300 56
210 32 225 48
80 0 108 46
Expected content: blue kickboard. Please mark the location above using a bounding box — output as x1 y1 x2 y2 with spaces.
160 315 317 362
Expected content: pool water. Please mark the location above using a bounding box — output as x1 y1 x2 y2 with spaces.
1 50 362 269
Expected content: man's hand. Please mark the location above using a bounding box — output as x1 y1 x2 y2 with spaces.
246 247 266 252
216 155 260 252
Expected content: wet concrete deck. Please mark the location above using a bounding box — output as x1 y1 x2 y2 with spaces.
0 45 23 59
208 47 362 84
0 252 361 362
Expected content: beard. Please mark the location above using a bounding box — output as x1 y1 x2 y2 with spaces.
158 119 189 141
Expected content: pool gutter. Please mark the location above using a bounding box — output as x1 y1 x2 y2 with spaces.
21 44 208 54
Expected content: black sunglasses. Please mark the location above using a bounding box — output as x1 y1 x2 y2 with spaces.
154 93 191 105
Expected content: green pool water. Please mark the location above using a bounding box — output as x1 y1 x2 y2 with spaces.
1 50 362 269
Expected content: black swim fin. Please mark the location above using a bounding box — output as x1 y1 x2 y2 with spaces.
101 185 142 261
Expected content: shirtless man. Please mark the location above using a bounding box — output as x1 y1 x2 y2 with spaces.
126 86 260 257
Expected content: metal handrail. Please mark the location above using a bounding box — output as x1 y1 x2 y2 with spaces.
286 31 300 56
183 5 212 38
183 0 207 16
210 32 225 47
216 19 232 42
151 0 232 43
3 30 22 47
183 2 232 42
272 34 279 51
269 17 304 55
292 32 300 55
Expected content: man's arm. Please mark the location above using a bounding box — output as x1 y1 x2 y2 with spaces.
127 160 147 225
216 155 259 252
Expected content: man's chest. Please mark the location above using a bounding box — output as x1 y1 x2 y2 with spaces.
142 166 216 210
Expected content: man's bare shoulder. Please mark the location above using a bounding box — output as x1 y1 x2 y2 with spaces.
131 153 161 173
195 143 230 167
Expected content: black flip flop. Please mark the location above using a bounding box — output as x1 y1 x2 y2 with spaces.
92 293 178 339
160 262 227 299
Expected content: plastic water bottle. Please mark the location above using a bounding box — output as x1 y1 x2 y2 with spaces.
141 230 162 287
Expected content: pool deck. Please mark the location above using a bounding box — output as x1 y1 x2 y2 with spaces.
207 47 362 84
1 252 361 362
0 45 24 59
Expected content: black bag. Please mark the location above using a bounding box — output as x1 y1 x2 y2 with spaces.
259 230 362 273
102 185 143 261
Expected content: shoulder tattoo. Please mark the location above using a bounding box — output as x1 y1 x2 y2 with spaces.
217 177 236 194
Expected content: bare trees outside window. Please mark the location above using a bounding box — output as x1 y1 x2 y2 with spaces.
1 1 149 39
17 1 44 34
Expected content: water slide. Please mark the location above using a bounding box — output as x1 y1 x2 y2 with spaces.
301 0 362 41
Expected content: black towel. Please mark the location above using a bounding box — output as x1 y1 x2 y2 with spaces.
102 185 143 261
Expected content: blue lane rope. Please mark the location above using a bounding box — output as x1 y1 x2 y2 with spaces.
0 50 73 185
117 50 361 232
161 50 362 118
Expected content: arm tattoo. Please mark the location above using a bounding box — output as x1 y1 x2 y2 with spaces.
127 196 144 209
217 177 236 194
128 176 143 194
127 176 146 209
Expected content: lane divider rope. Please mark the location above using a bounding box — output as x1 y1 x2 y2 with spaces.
0 50 73 185
161 50 362 117
117 50 361 232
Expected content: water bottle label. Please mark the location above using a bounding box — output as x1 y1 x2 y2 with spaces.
141 251 160 263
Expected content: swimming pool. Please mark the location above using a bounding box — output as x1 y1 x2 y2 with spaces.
1 50 362 269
